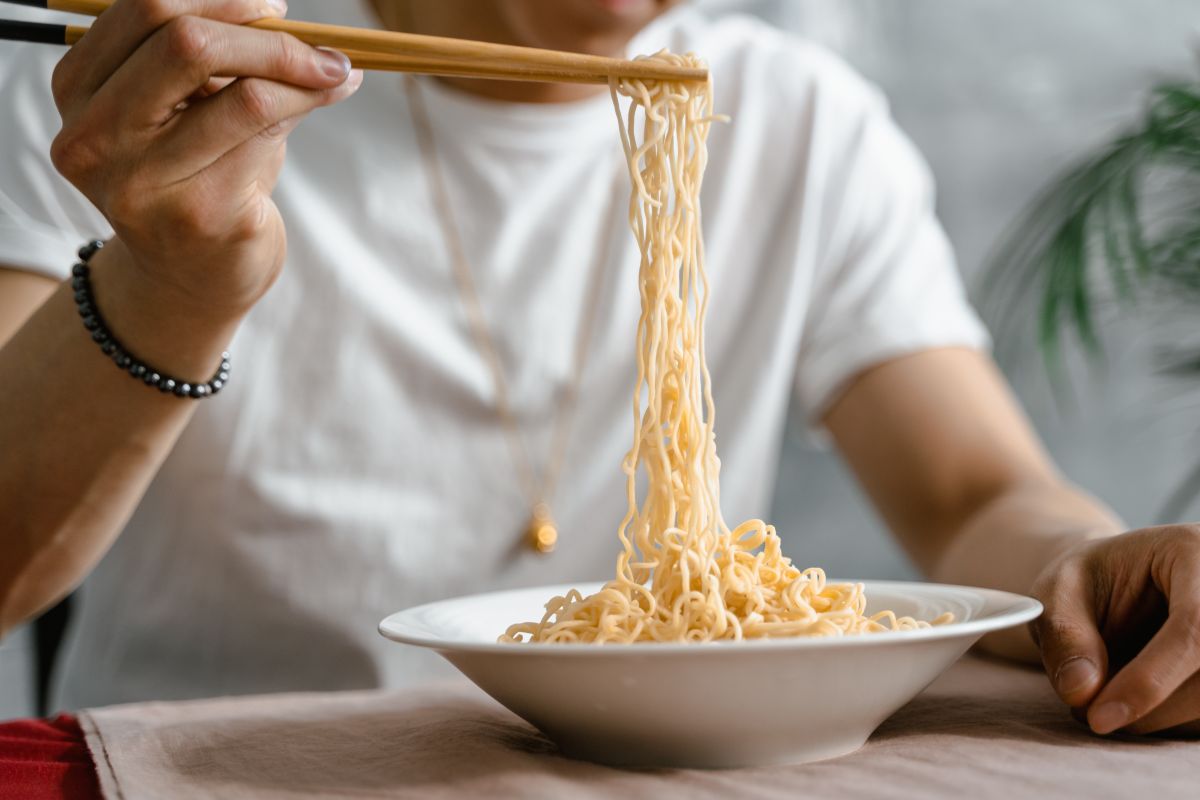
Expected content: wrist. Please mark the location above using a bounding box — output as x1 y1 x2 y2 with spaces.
86 240 244 384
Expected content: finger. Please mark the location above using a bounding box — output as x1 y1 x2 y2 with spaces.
1032 563 1109 708
1087 565 1200 734
52 0 286 114
1125 669 1200 735
154 70 362 180
93 18 353 130
190 76 236 102
163 123 294 253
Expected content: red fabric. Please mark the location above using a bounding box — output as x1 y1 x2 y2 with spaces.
0 714 102 800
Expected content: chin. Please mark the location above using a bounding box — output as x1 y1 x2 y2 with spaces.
499 0 684 54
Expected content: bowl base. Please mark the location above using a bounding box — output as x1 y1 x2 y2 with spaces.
554 732 870 770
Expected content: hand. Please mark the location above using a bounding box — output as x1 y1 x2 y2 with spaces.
1031 525 1200 736
48 0 363 323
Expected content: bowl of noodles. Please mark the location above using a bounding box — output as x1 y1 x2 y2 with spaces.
379 579 1040 768
382 52 1040 768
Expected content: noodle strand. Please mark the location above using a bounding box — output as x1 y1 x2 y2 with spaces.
501 52 948 644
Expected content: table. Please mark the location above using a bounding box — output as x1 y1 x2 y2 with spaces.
14 656 1200 799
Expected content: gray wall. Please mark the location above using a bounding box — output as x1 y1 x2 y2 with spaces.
3 0 1198 717
744 0 1200 578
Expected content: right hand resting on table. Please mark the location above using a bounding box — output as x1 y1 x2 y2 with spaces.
48 0 363 325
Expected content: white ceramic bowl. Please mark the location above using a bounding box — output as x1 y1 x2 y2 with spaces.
379 580 1041 769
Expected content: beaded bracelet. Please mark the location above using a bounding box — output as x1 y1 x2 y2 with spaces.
72 240 231 399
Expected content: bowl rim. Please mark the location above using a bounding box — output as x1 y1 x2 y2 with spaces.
378 579 1043 655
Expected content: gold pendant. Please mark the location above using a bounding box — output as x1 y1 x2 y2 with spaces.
527 503 558 554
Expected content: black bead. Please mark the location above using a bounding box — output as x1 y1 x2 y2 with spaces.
209 379 224 394
219 361 232 373
160 379 176 393
116 354 133 369
78 240 103 261
78 303 93 318
91 329 108 343
101 341 117 355
130 363 147 378
71 263 88 278
189 384 206 398
71 275 87 291
74 289 89 304
217 371 230 383
173 382 190 397
82 315 100 331
144 372 161 387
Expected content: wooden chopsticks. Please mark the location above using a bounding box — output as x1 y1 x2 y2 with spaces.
0 0 708 85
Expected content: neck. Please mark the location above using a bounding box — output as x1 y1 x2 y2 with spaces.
368 0 616 103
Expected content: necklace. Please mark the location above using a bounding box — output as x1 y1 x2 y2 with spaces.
405 76 620 554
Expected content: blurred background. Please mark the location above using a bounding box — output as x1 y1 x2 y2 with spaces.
2 0 1198 716
753 0 1200 580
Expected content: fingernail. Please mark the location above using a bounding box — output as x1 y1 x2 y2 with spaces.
317 48 351 80
1090 702 1132 735
264 0 287 16
344 69 364 92
1054 657 1098 697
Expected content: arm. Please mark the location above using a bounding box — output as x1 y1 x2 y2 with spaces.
824 347 1120 661
825 347 1200 735
0 258 236 635
0 0 363 638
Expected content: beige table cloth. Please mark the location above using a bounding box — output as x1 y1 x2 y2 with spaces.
78 656 1198 799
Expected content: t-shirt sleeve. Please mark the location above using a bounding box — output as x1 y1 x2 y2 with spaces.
0 45 112 280
792 62 990 426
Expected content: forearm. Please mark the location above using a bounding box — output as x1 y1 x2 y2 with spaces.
930 478 1123 661
0 243 240 636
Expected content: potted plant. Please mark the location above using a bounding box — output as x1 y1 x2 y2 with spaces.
987 79 1200 521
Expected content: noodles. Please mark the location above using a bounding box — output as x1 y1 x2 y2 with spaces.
500 52 950 644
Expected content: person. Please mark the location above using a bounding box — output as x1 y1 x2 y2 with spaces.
0 0 1196 737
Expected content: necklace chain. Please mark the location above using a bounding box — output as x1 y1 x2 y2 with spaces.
405 76 619 554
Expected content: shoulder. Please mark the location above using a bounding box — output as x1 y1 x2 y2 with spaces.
647 11 918 196
652 11 887 125
645 12 932 218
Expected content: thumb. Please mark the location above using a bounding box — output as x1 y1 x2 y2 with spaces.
1032 565 1109 708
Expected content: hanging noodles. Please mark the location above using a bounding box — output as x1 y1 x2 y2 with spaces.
501 52 950 644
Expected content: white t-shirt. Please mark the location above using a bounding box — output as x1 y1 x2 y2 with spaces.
0 1 988 710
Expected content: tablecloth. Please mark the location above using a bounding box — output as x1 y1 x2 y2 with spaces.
76 656 1198 799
